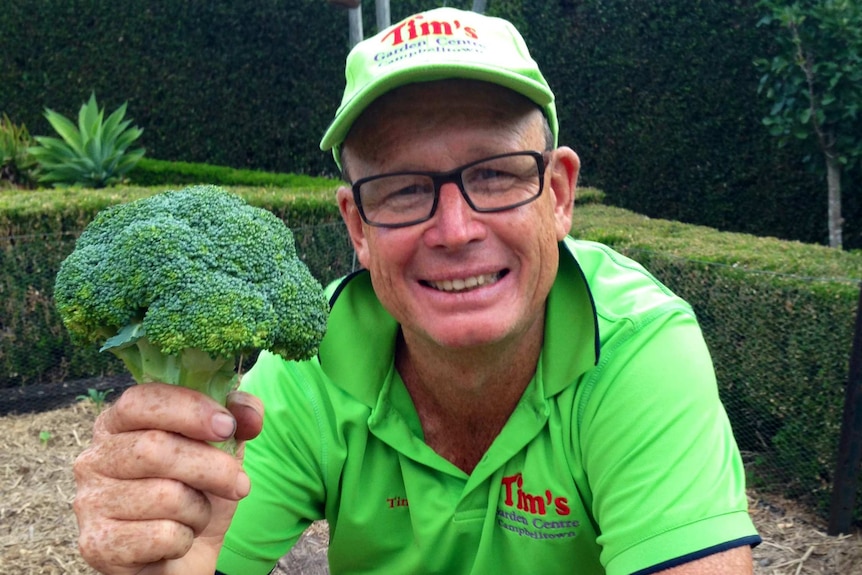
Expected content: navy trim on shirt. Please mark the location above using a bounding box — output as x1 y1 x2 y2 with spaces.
328 268 367 308
214 570 276 575
630 535 763 575
213 537 762 575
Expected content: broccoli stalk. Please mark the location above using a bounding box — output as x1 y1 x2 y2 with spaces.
101 320 241 451
54 185 330 453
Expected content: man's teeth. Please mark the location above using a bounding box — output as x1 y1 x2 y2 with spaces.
429 273 499 293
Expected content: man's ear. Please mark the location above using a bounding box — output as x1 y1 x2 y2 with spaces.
337 185 371 268
546 147 580 241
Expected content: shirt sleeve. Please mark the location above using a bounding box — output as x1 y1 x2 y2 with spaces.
578 308 760 575
217 352 329 575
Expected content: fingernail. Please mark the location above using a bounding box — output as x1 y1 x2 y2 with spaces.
236 471 251 498
212 412 236 439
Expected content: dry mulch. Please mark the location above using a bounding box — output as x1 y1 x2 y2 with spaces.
2 402 861 574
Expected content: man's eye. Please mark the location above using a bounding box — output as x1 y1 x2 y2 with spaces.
391 184 428 196
474 168 506 180
468 168 517 188
384 182 433 201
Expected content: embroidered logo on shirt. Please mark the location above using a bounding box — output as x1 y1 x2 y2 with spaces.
501 472 570 516
386 496 409 509
497 473 579 540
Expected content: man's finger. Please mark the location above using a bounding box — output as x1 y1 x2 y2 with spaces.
97 383 237 443
76 429 251 501
77 517 195 573
227 390 264 442
74 475 212 535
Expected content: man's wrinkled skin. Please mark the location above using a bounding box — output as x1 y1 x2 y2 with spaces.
73 384 263 575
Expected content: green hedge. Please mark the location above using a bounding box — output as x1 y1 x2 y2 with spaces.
0 184 346 389
2 184 861 522
526 0 862 249
570 204 862 520
0 182 604 389
2 0 861 249
128 157 340 189
0 0 348 177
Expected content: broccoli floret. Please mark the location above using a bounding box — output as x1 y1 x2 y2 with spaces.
54 185 329 451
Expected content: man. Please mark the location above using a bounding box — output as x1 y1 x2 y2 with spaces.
73 7 760 574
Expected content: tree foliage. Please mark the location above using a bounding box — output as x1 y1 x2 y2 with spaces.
756 0 862 248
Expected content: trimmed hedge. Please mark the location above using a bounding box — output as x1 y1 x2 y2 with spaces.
0 0 347 176
128 157 340 189
570 204 862 521
0 184 345 388
2 184 861 522
2 0 861 249
0 182 605 389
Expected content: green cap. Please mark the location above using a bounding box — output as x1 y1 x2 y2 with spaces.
320 7 558 169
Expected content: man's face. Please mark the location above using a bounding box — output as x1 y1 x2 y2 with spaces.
337 80 579 353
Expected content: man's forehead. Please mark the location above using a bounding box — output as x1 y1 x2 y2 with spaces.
341 104 545 181
345 79 541 148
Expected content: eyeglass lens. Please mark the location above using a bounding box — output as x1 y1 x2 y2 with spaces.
356 152 543 227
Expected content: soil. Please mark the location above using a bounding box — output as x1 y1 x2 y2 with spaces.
1 401 860 574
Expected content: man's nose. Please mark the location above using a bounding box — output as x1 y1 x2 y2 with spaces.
425 182 484 246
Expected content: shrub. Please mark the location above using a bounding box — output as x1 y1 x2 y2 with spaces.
128 157 338 189
0 113 37 189
28 93 145 188
569 204 862 521
0 183 346 389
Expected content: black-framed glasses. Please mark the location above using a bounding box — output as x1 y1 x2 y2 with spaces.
351 151 547 228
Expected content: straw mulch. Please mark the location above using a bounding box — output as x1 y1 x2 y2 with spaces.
2 402 861 574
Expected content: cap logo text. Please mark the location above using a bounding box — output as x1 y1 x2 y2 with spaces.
382 14 478 47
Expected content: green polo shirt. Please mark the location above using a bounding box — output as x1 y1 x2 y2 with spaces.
217 237 759 575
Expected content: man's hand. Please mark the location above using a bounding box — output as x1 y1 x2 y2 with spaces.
73 383 264 575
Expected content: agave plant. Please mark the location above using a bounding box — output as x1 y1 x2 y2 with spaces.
28 93 145 188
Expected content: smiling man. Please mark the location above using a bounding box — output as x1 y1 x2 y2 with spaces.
73 8 760 575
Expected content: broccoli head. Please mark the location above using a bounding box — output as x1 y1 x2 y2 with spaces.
54 185 329 449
